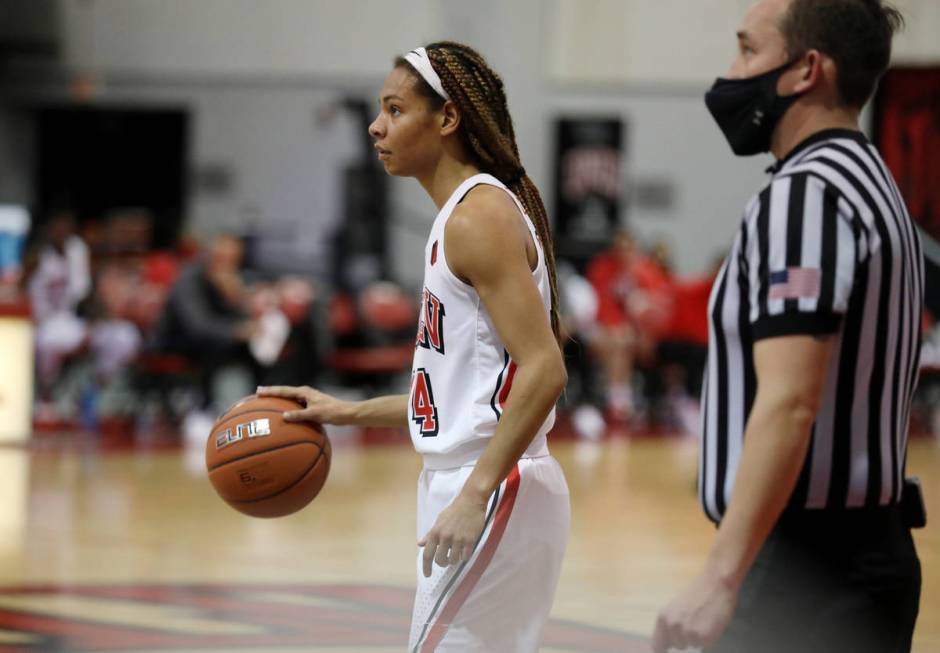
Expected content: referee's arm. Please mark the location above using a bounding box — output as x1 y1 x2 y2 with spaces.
705 335 834 588
653 173 857 652
653 337 833 652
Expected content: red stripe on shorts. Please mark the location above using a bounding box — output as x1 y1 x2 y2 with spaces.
419 464 522 652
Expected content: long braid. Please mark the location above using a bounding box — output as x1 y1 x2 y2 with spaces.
401 41 562 342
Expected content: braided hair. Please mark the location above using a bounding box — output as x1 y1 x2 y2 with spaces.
394 41 562 342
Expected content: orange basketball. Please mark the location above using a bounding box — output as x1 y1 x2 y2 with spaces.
205 395 331 518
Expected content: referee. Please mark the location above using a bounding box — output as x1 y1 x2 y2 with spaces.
653 1 924 652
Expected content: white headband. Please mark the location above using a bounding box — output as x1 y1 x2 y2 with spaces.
404 47 450 101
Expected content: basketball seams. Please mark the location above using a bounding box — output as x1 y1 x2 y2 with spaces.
225 444 327 505
222 394 303 413
206 440 323 472
212 405 308 428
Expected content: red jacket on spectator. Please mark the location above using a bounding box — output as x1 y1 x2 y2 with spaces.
586 249 673 333
663 276 713 345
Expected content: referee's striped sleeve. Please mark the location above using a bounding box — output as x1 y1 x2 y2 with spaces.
747 173 860 341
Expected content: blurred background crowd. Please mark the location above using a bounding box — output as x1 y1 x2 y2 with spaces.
9 203 728 442
0 0 937 446
9 203 937 444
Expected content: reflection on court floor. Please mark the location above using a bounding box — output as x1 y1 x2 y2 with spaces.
0 434 936 652
0 583 646 652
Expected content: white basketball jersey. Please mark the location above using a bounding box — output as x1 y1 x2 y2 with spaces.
28 237 91 322
408 174 555 466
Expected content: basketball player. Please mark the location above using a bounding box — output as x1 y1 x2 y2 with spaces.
259 42 570 652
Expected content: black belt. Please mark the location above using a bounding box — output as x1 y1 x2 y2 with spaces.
776 477 926 530
713 477 928 530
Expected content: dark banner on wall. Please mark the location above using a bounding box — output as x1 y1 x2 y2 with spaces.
873 67 940 319
553 117 624 265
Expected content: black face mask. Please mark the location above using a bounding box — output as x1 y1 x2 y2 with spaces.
704 59 803 156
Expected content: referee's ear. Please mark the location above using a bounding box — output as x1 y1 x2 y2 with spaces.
791 49 830 97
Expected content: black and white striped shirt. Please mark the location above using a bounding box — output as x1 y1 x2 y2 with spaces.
700 129 924 523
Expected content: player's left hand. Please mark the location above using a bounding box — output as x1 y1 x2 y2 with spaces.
651 570 738 653
418 495 487 577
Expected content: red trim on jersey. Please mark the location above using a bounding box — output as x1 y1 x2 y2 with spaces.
497 361 517 410
418 464 522 653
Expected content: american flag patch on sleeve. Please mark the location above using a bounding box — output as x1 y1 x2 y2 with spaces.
768 267 821 300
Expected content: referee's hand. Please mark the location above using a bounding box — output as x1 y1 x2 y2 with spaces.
651 571 737 652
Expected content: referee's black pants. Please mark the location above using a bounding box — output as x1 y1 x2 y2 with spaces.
709 505 920 653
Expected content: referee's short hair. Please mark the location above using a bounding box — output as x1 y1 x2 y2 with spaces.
780 0 905 108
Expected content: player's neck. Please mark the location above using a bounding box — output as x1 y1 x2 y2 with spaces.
419 156 482 210
771 103 860 161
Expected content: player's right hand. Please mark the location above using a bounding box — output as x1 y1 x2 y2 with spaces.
256 385 353 425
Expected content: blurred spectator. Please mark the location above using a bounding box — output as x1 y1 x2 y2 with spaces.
22 211 144 424
585 230 672 422
645 256 719 435
648 237 675 276
149 233 259 412
139 231 327 439
86 262 144 382
24 211 92 406
557 259 605 439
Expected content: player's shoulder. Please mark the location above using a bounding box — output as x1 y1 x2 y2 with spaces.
448 183 527 246
445 183 530 278
452 183 522 227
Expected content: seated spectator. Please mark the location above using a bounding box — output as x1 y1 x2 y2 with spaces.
557 259 606 439
84 262 145 405
144 232 326 439
149 233 259 413
23 211 91 421
24 211 93 411
647 264 716 435
24 211 143 424
585 230 672 423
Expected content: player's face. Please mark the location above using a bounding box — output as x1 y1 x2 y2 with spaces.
726 0 791 80
368 67 443 178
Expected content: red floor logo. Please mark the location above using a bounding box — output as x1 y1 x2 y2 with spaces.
0 584 647 652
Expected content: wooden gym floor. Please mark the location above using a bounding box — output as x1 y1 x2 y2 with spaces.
0 426 937 652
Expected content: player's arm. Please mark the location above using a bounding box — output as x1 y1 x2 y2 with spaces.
652 333 833 652
418 188 567 575
257 386 409 428
450 189 566 502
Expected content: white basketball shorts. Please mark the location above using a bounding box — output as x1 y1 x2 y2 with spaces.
408 454 570 653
